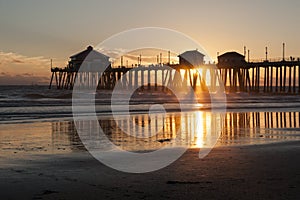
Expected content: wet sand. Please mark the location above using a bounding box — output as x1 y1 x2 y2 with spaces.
0 141 299 200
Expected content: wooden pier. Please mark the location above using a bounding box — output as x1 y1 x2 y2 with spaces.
49 46 300 94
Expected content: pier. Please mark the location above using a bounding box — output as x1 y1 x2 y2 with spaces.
49 46 300 94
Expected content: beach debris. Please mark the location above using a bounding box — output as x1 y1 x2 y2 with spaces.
157 138 171 143
42 190 59 195
166 180 201 185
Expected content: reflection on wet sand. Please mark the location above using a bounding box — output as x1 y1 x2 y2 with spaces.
0 122 82 159
1 111 299 158
51 121 84 151
222 112 300 145
52 111 300 152
73 112 222 152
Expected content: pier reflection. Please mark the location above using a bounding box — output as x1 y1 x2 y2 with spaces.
51 121 84 151
50 111 300 152
221 111 300 145
72 112 223 152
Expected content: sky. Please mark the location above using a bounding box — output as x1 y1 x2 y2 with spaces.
0 0 300 84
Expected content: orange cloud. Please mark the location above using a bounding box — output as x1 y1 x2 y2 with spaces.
0 51 52 85
0 51 51 76
0 51 48 65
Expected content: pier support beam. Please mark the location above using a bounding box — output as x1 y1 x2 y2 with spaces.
270 66 273 93
49 72 54 89
147 69 151 90
256 67 260 92
275 66 279 93
288 66 292 93
280 66 283 92
293 66 296 93
283 65 287 93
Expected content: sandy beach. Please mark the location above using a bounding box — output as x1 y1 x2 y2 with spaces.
0 141 299 200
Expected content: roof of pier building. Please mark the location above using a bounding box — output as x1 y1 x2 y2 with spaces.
69 46 110 71
178 50 205 67
70 46 109 62
217 52 246 68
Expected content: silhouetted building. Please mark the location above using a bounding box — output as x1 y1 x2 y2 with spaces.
178 50 205 67
217 52 246 68
68 46 110 71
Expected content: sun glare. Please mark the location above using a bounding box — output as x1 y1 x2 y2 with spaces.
194 111 205 148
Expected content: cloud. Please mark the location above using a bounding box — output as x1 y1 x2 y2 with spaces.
12 59 24 64
96 47 127 60
0 51 52 85
0 51 52 80
0 51 49 65
96 47 179 66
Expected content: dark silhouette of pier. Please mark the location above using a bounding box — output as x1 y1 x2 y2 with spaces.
218 51 300 93
49 45 300 94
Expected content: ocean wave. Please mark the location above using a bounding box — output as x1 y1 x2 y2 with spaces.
23 94 48 99
23 93 73 99
51 93 73 99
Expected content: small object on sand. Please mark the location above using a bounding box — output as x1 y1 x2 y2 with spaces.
166 180 201 185
157 138 171 143
42 190 59 195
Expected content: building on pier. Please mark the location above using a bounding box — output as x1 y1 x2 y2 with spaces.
217 52 250 92
178 50 205 67
217 52 246 67
49 46 113 89
69 46 110 71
